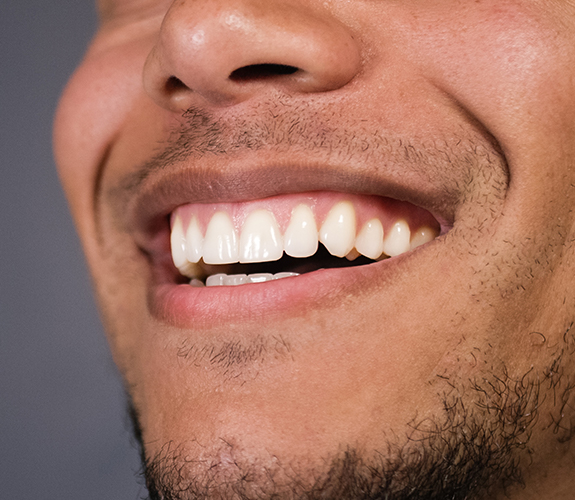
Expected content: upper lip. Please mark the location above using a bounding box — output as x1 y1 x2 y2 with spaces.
111 155 459 256
101 94 509 258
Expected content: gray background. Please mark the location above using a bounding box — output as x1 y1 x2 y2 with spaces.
1 2 146 499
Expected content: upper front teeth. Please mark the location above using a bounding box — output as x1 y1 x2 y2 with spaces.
239 210 283 263
283 204 318 258
203 212 238 264
171 200 438 278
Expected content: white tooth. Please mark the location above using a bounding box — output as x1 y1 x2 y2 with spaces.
190 279 205 287
355 218 384 259
185 215 203 263
206 273 226 287
319 201 356 257
239 210 283 263
205 272 297 288
248 273 274 283
382 220 411 257
284 204 318 258
224 274 248 286
203 212 239 264
170 213 191 272
273 272 299 280
410 226 437 250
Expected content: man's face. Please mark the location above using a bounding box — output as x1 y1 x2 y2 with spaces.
55 0 575 497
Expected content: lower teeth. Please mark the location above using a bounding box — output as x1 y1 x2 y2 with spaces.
196 272 300 287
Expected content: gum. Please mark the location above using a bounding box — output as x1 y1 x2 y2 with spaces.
171 191 439 236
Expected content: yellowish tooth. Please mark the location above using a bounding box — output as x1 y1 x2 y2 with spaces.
284 204 318 258
355 218 384 259
382 220 411 257
319 201 356 257
239 209 283 263
185 215 203 263
203 212 239 264
410 226 437 250
346 248 361 261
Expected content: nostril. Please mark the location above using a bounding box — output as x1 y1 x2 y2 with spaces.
165 76 188 93
229 63 299 82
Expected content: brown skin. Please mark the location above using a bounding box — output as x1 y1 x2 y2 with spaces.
55 0 575 497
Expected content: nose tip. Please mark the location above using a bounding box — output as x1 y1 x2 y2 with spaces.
143 1 362 111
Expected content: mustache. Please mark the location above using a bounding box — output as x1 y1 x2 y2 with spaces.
135 100 400 184
122 97 495 191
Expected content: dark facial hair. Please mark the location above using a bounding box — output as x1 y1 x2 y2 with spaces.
127 361 547 500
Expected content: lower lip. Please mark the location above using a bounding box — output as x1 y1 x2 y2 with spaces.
149 258 402 329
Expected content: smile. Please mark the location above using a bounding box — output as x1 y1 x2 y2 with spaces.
169 191 440 287
123 151 460 326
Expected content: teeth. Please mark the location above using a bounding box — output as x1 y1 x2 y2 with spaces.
171 213 196 275
319 201 356 258
382 220 411 257
355 218 385 260
246 273 274 283
410 226 437 250
205 273 227 287
284 204 318 258
205 272 299 287
345 248 361 261
223 274 249 286
170 201 440 283
239 210 283 263
185 216 203 263
274 272 299 280
170 213 188 270
203 212 239 264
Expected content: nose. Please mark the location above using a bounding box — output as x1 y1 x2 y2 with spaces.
143 0 361 111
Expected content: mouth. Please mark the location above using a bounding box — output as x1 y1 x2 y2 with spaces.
119 155 461 326
170 191 441 287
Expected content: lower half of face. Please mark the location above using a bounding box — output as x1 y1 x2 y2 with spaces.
55 1 575 498
93 148 575 498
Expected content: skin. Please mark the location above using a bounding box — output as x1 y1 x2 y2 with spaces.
54 0 575 498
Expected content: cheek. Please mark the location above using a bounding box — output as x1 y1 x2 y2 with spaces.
53 40 150 238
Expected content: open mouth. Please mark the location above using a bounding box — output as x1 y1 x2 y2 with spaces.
170 191 440 286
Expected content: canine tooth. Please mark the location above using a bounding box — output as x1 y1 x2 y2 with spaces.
206 273 226 287
382 220 411 257
355 218 384 259
319 201 356 257
274 272 299 280
190 278 205 287
170 213 188 269
410 226 437 249
224 274 248 286
185 216 203 263
247 273 274 283
203 212 239 264
239 210 283 263
284 204 318 258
